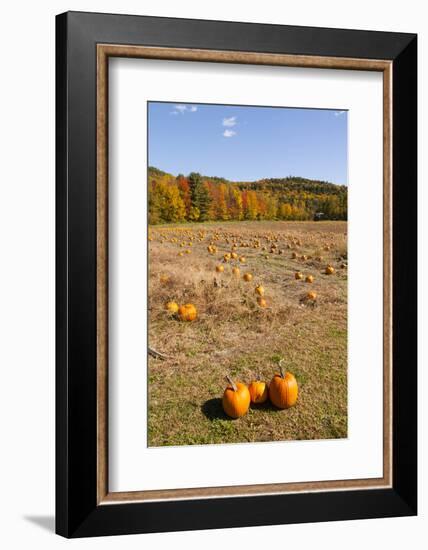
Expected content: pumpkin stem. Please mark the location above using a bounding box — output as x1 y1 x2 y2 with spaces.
225 374 237 392
278 359 286 378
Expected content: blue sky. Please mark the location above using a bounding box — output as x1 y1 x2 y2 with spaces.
148 102 348 185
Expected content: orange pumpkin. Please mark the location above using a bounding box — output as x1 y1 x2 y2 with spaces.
222 376 251 418
165 301 179 314
269 361 298 409
306 291 317 301
255 285 265 296
177 303 197 322
257 297 267 308
248 378 268 404
239 256 246 263
232 267 240 277
216 264 225 273
305 275 314 283
243 273 253 282
295 272 303 280
325 265 335 275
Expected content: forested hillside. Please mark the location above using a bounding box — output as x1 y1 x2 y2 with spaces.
148 166 347 224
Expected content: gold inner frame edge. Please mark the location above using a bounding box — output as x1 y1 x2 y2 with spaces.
96 44 393 504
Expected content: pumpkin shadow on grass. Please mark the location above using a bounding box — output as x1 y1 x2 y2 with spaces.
250 400 278 412
201 398 232 421
201 398 279 421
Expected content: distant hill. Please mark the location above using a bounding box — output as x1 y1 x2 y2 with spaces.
148 166 347 224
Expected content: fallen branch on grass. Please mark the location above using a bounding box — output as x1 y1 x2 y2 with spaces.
148 347 170 360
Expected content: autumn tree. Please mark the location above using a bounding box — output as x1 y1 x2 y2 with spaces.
176 175 191 218
245 191 259 220
230 187 243 220
149 180 186 223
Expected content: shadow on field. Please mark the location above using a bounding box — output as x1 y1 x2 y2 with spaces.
202 397 279 420
201 398 231 420
250 400 278 412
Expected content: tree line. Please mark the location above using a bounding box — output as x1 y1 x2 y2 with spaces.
148 167 347 224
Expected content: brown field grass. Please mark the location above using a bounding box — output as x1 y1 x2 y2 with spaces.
148 220 347 446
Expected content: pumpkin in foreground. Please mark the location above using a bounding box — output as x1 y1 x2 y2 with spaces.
269 361 298 409
248 378 268 404
177 303 197 322
222 376 251 418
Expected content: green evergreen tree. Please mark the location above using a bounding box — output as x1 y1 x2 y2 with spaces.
188 172 212 222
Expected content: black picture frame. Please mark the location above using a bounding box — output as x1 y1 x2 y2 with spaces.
56 11 417 538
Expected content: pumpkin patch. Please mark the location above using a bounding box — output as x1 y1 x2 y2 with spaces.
148 220 347 445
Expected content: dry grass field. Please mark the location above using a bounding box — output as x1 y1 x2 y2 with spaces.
148 220 347 446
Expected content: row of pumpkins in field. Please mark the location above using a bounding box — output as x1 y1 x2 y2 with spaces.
149 225 344 251
223 362 298 418
162 264 320 316
150 230 346 270
153 225 342 279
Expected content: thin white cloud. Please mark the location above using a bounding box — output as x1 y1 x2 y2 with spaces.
334 110 346 117
222 116 237 127
223 129 237 138
170 104 198 115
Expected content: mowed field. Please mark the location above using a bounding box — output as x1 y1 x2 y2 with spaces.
148 220 347 446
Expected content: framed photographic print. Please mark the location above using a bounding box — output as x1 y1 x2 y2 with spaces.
56 11 417 538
